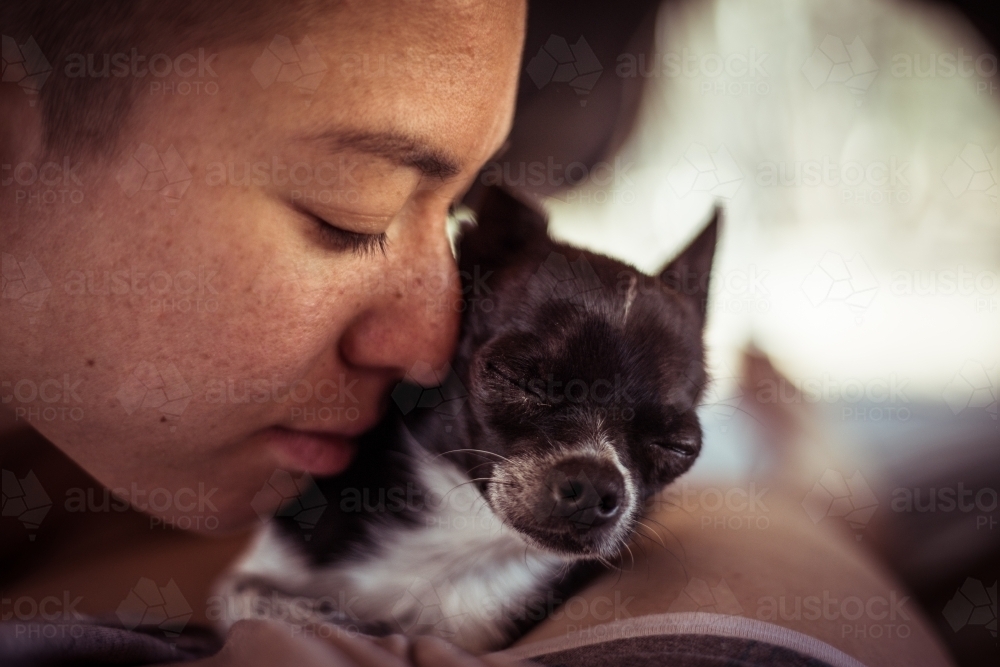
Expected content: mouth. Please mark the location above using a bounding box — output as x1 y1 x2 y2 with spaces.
263 426 357 477
500 512 637 560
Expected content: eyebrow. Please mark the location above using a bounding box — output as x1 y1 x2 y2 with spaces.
312 129 463 180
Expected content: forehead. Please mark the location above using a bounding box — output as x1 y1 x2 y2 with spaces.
518 296 704 404
294 1 525 170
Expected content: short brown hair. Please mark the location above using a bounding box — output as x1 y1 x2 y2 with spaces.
2 0 319 159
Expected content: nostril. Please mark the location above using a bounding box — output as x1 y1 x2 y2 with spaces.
598 492 619 516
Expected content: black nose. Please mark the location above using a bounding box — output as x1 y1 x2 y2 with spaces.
544 458 625 530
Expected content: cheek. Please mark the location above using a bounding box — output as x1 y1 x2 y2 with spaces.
9 184 369 445
147 256 364 431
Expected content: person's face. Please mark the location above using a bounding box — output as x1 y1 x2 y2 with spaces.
0 0 525 531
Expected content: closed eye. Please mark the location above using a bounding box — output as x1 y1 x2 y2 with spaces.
653 440 698 457
651 411 701 457
485 361 523 390
300 207 389 257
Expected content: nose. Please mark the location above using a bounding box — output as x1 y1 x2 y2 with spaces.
338 206 460 385
545 458 625 530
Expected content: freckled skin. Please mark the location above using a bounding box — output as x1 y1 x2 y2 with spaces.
0 0 526 532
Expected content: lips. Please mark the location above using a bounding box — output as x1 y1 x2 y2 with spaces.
264 426 357 476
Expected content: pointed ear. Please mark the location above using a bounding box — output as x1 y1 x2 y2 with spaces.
659 207 721 319
459 186 549 268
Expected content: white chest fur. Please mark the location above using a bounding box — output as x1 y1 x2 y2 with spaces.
216 453 566 652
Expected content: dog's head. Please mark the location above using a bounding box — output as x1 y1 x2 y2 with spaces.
451 187 718 559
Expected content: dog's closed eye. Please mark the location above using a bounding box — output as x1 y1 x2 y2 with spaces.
481 359 551 407
484 360 520 387
651 411 702 457
652 439 698 457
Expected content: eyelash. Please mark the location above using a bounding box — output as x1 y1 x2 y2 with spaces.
304 200 462 258
306 211 389 257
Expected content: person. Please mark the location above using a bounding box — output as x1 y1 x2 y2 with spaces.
0 1 957 665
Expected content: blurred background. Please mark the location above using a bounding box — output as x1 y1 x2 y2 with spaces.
487 0 999 664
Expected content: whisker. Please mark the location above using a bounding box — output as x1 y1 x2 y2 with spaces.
623 543 635 571
608 556 625 582
434 448 513 464
633 526 666 553
644 516 687 560
635 519 667 549
652 497 683 511
447 478 515 493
